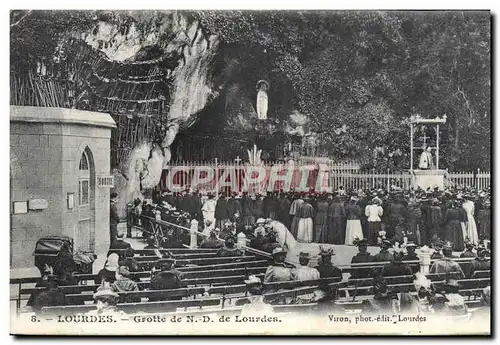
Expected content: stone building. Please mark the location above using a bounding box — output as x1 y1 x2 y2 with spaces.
10 106 115 268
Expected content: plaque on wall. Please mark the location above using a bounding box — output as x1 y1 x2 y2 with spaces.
97 175 114 188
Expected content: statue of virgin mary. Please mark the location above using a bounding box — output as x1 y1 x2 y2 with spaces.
256 80 269 120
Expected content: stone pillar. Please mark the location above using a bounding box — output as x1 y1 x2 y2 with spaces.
237 232 247 251
190 219 199 249
418 245 431 274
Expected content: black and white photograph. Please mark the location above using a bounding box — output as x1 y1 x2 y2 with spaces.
9 9 491 335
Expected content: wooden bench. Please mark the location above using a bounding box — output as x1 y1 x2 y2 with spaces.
138 256 257 267
21 273 266 297
70 260 270 283
470 270 491 279
134 252 220 262
64 287 208 305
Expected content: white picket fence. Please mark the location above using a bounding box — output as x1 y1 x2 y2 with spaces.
162 161 490 192
447 169 491 190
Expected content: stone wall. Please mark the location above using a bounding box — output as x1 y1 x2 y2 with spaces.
10 106 115 268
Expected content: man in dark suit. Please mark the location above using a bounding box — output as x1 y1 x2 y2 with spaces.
110 192 121 245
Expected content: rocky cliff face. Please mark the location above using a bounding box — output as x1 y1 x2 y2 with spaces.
81 11 220 206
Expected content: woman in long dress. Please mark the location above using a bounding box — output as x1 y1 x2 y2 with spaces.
462 196 479 245
477 199 491 240
443 201 466 251
365 198 383 245
289 196 304 240
407 197 422 244
296 198 314 243
314 195 329 243
345 197 363 245
327 196 346 244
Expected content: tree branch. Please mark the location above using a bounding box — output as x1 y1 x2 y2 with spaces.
10 10 33 28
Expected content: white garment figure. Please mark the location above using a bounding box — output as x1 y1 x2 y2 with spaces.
345 219 364 245
418 150 434 170
462 200 479 245
365 205 383 222
202 199 217 230
297 218 313 243
269 220 297 251
256 89 268 120
292 265 320 281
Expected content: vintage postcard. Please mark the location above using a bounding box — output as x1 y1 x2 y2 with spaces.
10 10 491 335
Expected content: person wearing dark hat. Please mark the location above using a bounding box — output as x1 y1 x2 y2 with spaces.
264 247 293 283
429 198 443 242
228 192 243 222
477 198 490 241
327 195 346 245
112 266 139 303
460 242 477 258
31 274 67 312
253 193 265 222
144 236 159 250
314 194 330 243
109 192 121 245
214 192 230 229
345 196 363 245
263 191 278 220
107 232 133 259
289 195 304 239
387 194 408 241
402 242 419 261
216 236 243 257
261 232 281 254
430 237 444 259
380 250 413 277
277 192 292 229
350 238 375 279
311 282 345 315
241 192 256 226
314 247 342 279
150 258 186 301
467 247 490 278
374 240 394 262
429 242 465 279
250 227 267 252
361 277 397 314
430 279 468 316
120 247 139 274
292 252 320 281
443 199 466 252
200 231 223 249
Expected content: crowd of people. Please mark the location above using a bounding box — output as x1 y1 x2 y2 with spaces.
140 185 490 253
24 184 490 321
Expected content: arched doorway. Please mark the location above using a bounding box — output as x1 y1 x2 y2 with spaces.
77 147 95 252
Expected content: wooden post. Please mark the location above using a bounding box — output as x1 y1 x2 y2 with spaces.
410 123 414 172
387 169 390 191
215 158 219 197
372 168 375 188
418 245 431 274
436 124 440 170
190 219 199 249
